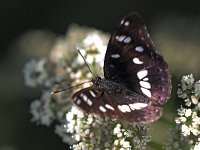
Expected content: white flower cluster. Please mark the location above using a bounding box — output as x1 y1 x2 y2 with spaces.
175 108 200 137
113 124 132 150
166 74 200 150
22 25 109 143
55 123 76 145
30 90 54 126
65 106 151 150
66 106 103 150
23 59 48 87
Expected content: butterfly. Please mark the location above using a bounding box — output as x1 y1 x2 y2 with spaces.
72 12 171 124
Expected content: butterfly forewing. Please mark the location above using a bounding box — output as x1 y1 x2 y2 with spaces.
104 12 171 104
72 87 163 124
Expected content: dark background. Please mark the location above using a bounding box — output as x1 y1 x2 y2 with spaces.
1 0 200 150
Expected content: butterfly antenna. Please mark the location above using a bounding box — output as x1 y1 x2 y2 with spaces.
51 81 92 94
76 48 95 78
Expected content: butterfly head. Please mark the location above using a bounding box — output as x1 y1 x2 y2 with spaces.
91 76 102 87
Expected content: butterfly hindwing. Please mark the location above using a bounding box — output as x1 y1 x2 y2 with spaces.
104 12 171 104
72 87 118 119
72 87 163 124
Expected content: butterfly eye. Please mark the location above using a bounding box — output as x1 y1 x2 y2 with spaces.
92 77 102 87
96 77 101 82
157 68 163 72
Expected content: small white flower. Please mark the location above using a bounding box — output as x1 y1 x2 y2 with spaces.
87 116 94 125
191 128 199 136
194 142 200 150
86 54 94 64
177 107 186 116
85 129 90 135
181 83 187 91
188 139 193 145
191 96 198 105
182 74 194 85
83 34 107 52
23 59 48 87
114 140 119 145
113 124 121 135
66 111 74 122
185 109 192 117
181 124 190 136
192 116 200 125
175 117 187 124
177 89 187 99
120 139 131 148
117 132 123 138
185 99 192 106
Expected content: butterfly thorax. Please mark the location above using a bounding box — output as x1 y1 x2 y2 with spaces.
92 76 123 93
92 77 152 104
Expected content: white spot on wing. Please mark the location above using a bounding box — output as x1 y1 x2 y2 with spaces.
137 70 148 79
89 90 96 97
124 37 131 43
99 106 106 112
118 35 126 42
121 20 124 24
143 77 149 81
129 103 148 110
111 54 120 58
76 99 81 105
82 94 88 102
87 99 93 106
135 46 144 52
118 105 131 113
141 87 151 97
124 21 130 26
105 104 114 110
133 58 143 64
140 81 151 89
80 93 93 106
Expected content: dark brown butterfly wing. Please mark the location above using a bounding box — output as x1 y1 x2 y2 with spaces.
103 12 171 105
72 87 162 124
